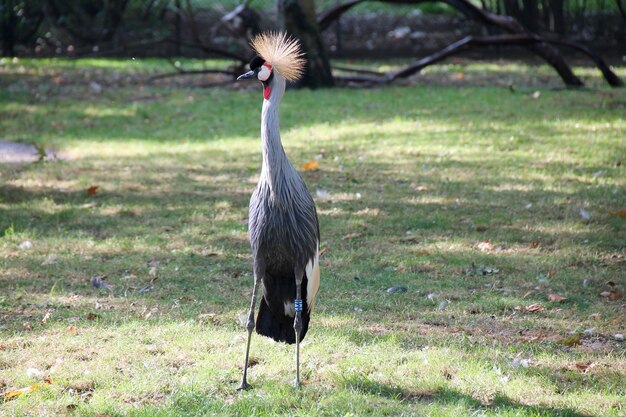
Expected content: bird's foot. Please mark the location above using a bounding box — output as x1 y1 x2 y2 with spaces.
237 381 251 391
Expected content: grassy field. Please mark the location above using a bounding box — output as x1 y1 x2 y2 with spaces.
0 58 625 416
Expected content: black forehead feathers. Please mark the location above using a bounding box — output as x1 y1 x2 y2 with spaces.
249 55 264 70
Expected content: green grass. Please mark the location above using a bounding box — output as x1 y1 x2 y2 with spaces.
0 59 625 417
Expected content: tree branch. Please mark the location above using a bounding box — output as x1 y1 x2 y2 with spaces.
390 34 621 84
318 0 622 87
318 0 364 31
179 0 248 62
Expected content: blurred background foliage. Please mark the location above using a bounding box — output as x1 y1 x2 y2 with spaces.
1 0 623 58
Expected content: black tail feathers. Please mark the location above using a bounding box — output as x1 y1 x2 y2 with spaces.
256 297 309 344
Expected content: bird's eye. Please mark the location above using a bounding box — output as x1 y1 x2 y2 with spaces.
257 64 272 81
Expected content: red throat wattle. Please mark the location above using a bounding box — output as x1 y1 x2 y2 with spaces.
263 86 271 100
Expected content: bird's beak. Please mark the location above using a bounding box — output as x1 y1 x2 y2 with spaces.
237 70 256 81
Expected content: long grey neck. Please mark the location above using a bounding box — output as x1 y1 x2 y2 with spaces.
260 74 290 194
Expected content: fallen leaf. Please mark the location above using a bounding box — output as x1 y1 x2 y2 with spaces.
530 241 540 248
23 321 32 330
2 384 41 400
441 368 455 379
0 342 6 350
41 312 51 324
527 330 546 343
342 232 362 240
86 312 99 321
2 376 51 400
319 247 329 257
87 186 99 196
301 161 318 171
455 72 464 80
548 293 567 303
179 296 194 302
68 325 77 335
477 240 496 252
614 209 626 217
589 312 601 320
600 289 623 300
518 303 544 314
575 361 595 373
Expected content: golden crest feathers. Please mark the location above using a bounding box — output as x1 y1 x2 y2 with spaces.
251 32 305 82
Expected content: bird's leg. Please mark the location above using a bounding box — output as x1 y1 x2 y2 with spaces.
238 258 265 391
293 266 304 387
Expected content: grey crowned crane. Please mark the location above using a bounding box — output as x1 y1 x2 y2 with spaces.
236 32 320 390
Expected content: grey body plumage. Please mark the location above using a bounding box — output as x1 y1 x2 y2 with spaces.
237 32 320 390
249 77 319 275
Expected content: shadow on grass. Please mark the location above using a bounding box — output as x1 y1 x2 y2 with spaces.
1 148 622 325
339 376 593 417
0 153 623 250
92 378 596 417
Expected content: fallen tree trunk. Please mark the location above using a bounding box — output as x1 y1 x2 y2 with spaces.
319 0 622 88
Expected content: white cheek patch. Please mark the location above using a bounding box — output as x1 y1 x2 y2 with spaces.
257 65 271 81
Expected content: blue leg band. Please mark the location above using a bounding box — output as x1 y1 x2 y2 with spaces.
295 299 303 313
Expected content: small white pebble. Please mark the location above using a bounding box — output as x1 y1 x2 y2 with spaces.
579 207 592 220
615 334 624 341
583 328 595 336
26 368 43 378
511 358 530 368
19 240 33 250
